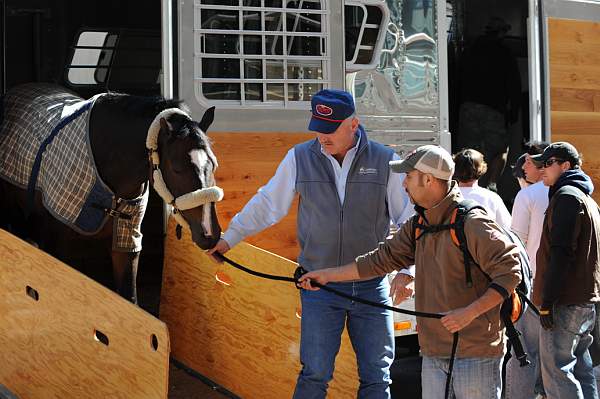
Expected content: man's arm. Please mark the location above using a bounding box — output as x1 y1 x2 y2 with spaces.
543 194 582 305
223 149 297 247
298 262 361 290
208 149 297 260
441 288 504 333
510 189 531 245
299 219 416 289
465 212 521 298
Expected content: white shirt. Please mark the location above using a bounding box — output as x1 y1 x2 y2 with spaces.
223 136 414 247
459 183 512 230
511 181 549 276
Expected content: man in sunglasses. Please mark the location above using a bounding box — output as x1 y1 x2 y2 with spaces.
530 142 600 399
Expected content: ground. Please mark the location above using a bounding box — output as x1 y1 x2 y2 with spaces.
168 363 230 399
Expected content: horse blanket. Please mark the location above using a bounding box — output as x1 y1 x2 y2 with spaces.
0 83 147 252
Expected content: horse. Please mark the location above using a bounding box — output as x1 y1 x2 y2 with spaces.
0 83 223 303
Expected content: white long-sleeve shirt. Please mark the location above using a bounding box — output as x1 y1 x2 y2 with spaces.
459 183 512 230
223 137 414 248
510 181 549 276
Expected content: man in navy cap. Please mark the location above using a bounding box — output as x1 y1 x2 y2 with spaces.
209 88 413 398
530 142 600 399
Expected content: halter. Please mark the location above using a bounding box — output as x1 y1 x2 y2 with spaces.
146 108 224 230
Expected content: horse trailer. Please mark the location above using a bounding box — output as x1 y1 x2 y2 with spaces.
1 0 600 398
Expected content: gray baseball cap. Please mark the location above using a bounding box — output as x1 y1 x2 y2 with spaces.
389 145 455 180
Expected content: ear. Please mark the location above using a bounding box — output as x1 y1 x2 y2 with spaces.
198 106 216 133
159 117 173 136
425 173 434 186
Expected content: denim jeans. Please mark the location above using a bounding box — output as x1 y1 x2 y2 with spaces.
421 355 502 399
292 277 394 399
539 303 599 399
505 307 544 398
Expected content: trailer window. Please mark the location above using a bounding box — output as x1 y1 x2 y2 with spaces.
194 0 330 107
67 31 116 85
345 1 389 71
66 29 161 94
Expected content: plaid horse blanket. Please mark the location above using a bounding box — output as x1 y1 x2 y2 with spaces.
0 83 147 252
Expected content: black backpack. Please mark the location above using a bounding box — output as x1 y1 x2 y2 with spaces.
413 199 534 366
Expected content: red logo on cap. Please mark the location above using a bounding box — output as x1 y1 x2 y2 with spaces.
316 104 333 116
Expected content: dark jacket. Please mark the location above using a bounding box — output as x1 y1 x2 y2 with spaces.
534 169 600 306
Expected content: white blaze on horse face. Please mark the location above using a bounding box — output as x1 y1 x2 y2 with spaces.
202 204 213 237
190 149 208 186
190 148 213 236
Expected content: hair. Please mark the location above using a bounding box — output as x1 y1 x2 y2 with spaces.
512 153 527 179
523 141 549 155
452 149 487 182
568 157 582 169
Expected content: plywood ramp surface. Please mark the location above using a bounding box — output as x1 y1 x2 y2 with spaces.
549 18 600 203
160 217 359 398
0 229 170 399
210 132 313 262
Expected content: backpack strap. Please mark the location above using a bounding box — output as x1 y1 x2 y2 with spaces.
452 200 486 288
411 199 485 288
413 215 454 240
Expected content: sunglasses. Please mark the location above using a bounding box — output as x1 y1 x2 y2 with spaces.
543 158 565 168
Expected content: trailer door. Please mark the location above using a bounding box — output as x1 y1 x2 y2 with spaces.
533 0 600 198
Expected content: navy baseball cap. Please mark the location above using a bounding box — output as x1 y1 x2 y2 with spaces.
531 141 581 168
308 89 356 134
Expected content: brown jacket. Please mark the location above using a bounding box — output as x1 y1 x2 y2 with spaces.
356 183 521 358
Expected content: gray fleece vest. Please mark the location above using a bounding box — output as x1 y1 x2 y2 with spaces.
295 126 394 271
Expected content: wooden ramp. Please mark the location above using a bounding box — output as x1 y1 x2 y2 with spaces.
0 229 170 399
160 218 359 398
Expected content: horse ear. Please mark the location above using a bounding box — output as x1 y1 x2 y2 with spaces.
159 118 172 136
197 106 215 133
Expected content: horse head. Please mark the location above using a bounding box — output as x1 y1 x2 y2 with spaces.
149 106 222 250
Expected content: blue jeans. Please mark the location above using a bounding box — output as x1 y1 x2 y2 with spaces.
293 277 394 399
539 303 599 399
505 307 544 398
421 355 502 399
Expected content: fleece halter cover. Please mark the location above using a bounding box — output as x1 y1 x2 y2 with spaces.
145 108 223 231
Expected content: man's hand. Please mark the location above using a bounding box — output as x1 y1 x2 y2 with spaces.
539 303 554 330
390 273 414 305
441 306 478 333
297 269 333 291
206 239 231 263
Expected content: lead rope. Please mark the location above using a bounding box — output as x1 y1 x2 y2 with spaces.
212 252 458 398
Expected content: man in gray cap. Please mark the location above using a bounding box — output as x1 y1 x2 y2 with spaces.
299 145 521 399
531 141 600 399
